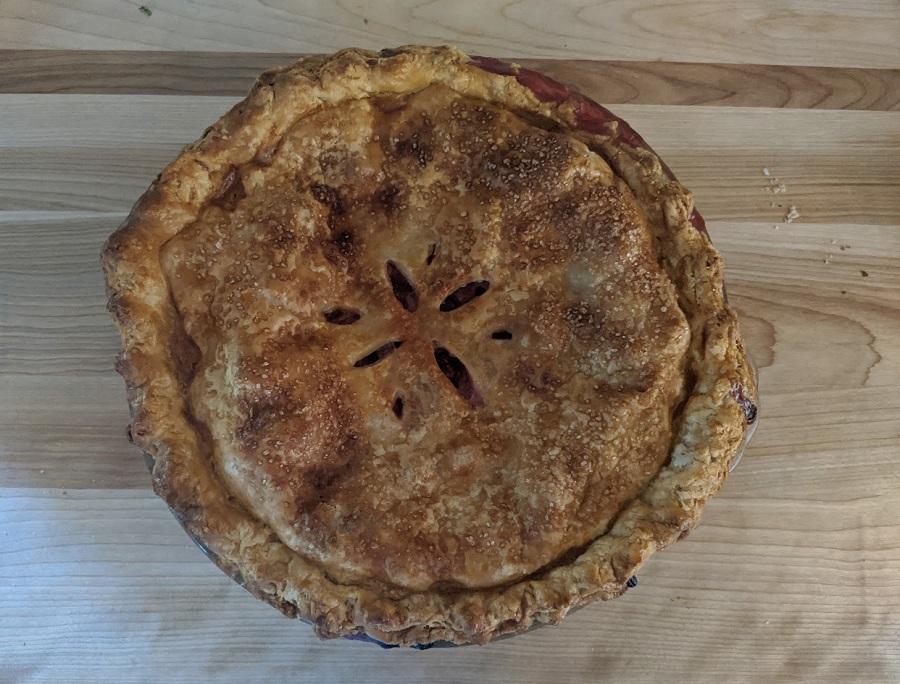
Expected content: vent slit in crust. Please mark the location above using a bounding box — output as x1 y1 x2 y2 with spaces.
439 280 490 312
386 261 419 313
392 395 404 419
322 308 361 325
433 345 483 406
353 341 403 368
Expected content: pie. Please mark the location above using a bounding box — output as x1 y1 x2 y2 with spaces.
102 46 758 646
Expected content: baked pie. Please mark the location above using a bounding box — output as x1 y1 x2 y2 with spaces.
102 46 757 646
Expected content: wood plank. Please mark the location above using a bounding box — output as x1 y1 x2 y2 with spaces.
0 214 122 377
0 375 139 489
2 97 898 224
1 488 897 681
1 0 898 69
0 95 238 149
2 50 898 111
0 213 138 489
2 215 897 492
716 221 900 389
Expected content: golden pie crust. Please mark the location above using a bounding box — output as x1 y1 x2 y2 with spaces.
102 46 757 646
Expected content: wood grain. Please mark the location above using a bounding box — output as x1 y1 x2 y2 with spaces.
1 487 897 682
2 97 898 223
2 0 899 68
2 3 899 678
2 51 898 111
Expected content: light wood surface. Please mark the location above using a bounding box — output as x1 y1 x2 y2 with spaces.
2 0 899 68
2 97 898 222
3 51 899 110
1 2 899 682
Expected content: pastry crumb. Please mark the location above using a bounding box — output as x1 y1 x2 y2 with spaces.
784 206 800 223
762 174 787 194
762 167 770 176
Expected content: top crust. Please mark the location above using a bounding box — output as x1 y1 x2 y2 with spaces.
102 46 756 645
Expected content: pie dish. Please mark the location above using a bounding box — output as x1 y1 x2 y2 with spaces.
101 46 758 646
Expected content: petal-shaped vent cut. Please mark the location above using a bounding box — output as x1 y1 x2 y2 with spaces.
434 346 483 406
354 341 403 368
386 261 419 313
440 281 490 312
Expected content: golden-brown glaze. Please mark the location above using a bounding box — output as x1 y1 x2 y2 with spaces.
102 46 756 645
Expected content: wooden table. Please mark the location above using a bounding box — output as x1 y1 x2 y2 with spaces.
1 2 898 682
